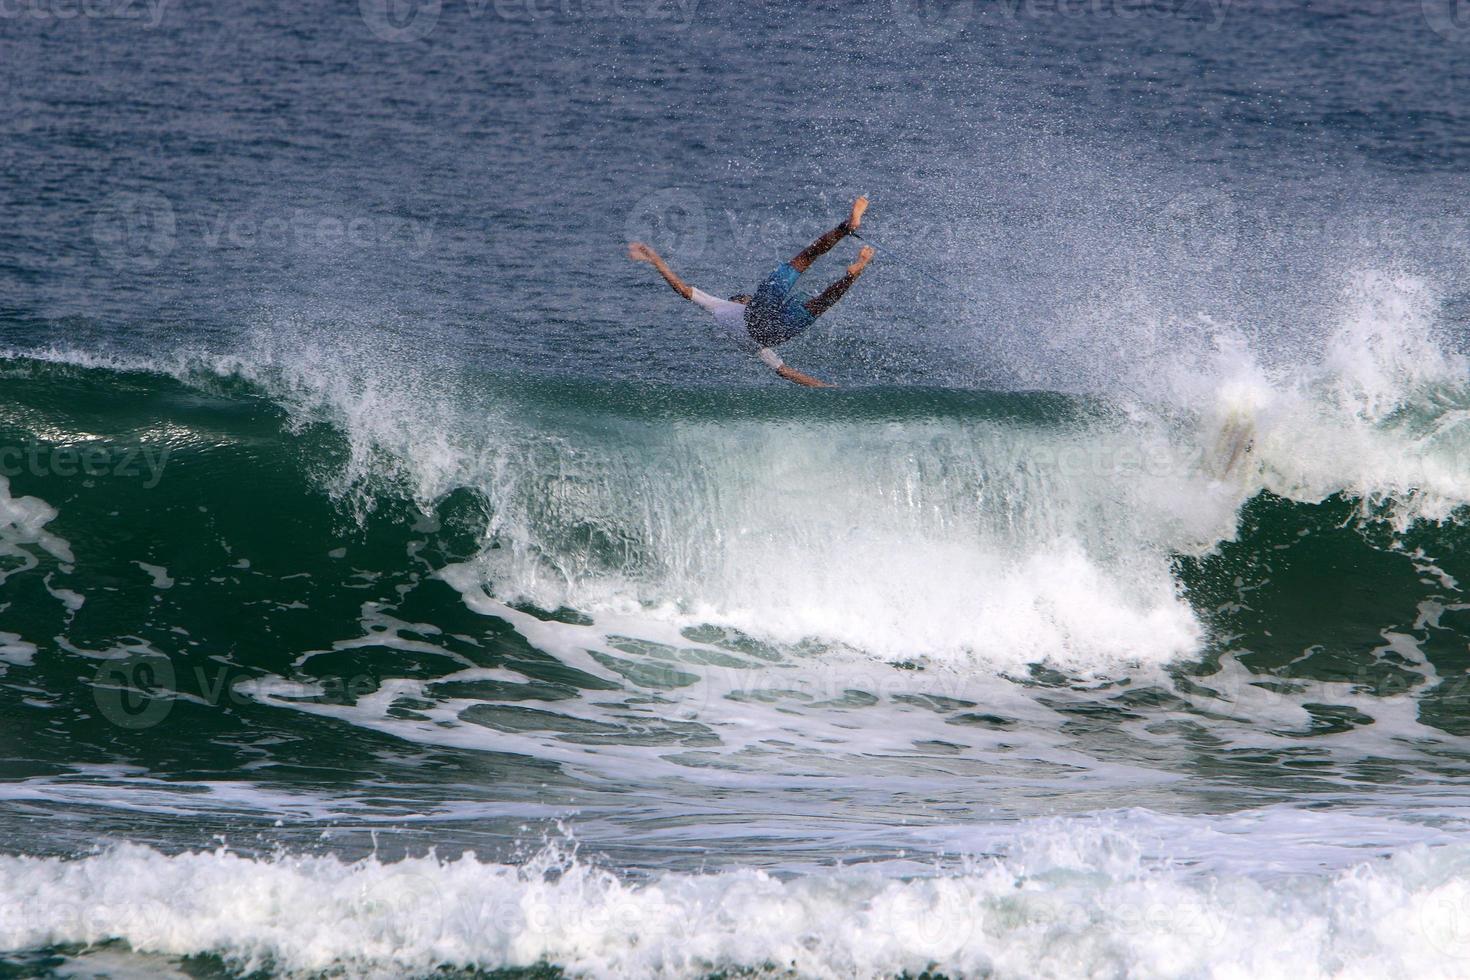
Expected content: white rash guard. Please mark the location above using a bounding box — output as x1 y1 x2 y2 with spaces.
689 288 784 370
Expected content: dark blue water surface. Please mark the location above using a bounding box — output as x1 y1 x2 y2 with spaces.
3 0 1468 387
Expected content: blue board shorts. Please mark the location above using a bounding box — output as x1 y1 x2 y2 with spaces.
744 263 816 347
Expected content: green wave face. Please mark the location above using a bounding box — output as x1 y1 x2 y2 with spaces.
4 352 1470 847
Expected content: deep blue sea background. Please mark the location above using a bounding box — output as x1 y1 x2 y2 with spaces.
6 0 1468 385
4 1 1470 977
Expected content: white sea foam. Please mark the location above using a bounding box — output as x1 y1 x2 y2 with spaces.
268 277 1467 667
0 476 74 597
0 632 36 674
3 810 1470 979
131 562 175 589
5 270 1468 672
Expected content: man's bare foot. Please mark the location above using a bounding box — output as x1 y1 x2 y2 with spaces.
847 244 875 277
847 196 869 233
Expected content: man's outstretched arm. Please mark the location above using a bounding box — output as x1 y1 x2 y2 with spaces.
628 242 693 300
775 363 834 388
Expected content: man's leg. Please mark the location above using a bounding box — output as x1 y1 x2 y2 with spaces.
789 196 868 273
803 246 875 318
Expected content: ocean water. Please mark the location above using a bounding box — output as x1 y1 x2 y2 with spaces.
3 0 1470 976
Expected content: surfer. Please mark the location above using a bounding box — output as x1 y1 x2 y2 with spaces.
628 196 875 388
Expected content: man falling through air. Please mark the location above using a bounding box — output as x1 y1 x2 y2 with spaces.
628 196 875 388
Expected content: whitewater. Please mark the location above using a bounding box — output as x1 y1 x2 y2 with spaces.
3 264 1470 976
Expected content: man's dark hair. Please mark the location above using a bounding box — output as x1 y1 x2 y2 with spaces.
729 294 753 303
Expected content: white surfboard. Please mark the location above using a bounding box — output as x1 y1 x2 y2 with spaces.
1207 407 1257 481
